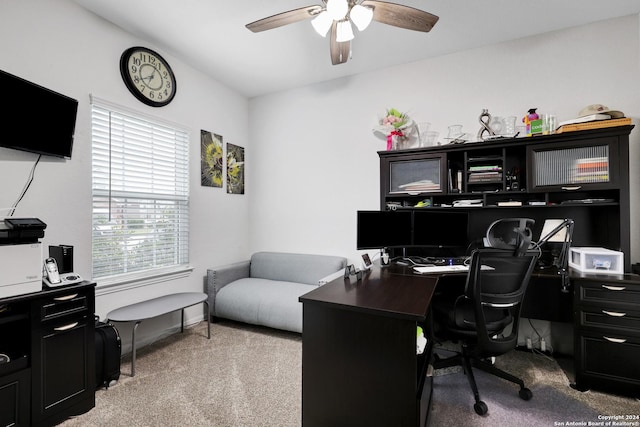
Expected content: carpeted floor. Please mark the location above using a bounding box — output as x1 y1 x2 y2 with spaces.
430 346 639 426
61 321 639 426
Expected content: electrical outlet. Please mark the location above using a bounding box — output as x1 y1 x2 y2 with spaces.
541 339 546 352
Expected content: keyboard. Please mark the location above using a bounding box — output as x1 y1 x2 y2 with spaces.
413 265 469 273
413 264 494 274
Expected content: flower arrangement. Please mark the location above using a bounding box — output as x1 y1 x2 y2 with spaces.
382 108 409 129
373 107 415 150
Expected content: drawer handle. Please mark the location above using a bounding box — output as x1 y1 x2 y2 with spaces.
561 186 582 191
602 310 626 317
54 293 79 301
603 336 627 344
601 285 626 291
54 322 78 331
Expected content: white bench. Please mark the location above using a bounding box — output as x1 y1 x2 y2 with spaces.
107 292 210 376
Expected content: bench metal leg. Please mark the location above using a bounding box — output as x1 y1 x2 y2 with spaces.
131 321 141 377
204 300 211 339
181 308 185 333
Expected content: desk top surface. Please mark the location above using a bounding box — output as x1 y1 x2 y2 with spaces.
299 265 438 321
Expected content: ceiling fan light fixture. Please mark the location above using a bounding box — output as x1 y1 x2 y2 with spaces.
311 11 333 37
336 19 354 42
326 0 349 21
349 4 373 31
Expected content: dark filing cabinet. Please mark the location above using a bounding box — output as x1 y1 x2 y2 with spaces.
0 282 95 426
573 273 640 396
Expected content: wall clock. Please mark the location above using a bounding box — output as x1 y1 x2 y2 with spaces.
119 46 176 107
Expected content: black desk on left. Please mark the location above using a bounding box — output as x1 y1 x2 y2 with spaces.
0 281 96 426
299 266 438 427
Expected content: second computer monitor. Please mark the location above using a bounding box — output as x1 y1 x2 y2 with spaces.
412 210 469 248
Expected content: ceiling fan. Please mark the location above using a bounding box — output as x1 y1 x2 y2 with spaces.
246 0 439 65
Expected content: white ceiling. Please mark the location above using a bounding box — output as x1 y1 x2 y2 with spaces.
73 0 640 98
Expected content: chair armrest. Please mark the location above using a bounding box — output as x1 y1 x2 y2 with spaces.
206 260 250 315
318 269 345 285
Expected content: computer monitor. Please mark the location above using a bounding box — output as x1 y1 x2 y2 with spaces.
412 210 469 248
356 210 413 249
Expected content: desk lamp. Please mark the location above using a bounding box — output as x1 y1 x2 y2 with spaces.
534 218 575 292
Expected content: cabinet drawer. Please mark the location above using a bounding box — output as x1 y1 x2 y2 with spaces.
576 280 640 308
40 291 90 321
575 331 640 394
578 306 640 335
0 368 31 427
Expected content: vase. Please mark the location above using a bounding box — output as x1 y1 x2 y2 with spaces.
393 135 411 150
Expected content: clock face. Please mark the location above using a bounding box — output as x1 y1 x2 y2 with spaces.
120 47 176 107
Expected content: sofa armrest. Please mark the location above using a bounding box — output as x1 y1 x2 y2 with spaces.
206 260 250 316
318 268 346 285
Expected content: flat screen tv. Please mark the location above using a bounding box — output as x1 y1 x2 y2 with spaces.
357 210 413 249
413 210 469 248
0 69 78 159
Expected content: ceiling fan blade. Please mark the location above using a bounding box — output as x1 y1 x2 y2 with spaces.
246 5 323 33
362 0 439 32
330 22 351 65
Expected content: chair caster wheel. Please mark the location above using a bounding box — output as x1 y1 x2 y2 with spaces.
519 387 533 400
474 401 488 415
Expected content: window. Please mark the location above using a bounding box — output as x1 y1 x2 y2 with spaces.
91 97 190 282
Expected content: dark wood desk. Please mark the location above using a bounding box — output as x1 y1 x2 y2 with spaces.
300 262 640 424
298 264 573 426
299 266 437 427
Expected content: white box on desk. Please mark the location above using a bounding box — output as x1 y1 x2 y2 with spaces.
569 247 623 274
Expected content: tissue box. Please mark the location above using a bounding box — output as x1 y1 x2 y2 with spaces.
569 247 623 274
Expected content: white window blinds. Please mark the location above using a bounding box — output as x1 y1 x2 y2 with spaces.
91 99 190 280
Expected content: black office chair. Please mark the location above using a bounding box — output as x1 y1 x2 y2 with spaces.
432 247 539 415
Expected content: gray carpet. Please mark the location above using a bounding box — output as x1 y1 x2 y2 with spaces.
430 346 638 426
61 321 639 426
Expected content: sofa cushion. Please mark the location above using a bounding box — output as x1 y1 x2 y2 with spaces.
215 277 316 333
250 252 347 286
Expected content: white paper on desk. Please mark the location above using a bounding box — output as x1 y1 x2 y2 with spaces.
417 334 427 354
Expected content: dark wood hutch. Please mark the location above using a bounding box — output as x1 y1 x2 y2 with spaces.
378 125 634 272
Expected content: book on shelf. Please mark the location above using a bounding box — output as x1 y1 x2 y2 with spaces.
468 165 502 172
556 117 631 133
468 171 502 183
558 114 611 127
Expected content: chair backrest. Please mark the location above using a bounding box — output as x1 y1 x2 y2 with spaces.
484 218 535 256
463 248 539 356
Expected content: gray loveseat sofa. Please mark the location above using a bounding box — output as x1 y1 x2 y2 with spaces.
206 251 347 333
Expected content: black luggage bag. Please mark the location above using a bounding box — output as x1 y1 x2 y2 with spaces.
95 316 121 389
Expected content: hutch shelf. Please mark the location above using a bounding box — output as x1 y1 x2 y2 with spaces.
378 125 634 272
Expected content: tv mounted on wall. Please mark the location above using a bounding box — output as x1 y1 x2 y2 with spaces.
0 69 78 159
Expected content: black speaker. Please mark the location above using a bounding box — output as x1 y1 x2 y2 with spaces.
49 245 74 274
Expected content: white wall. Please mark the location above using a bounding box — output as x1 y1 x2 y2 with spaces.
249 14 640 266
0 0 251 350
1 2 639 352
